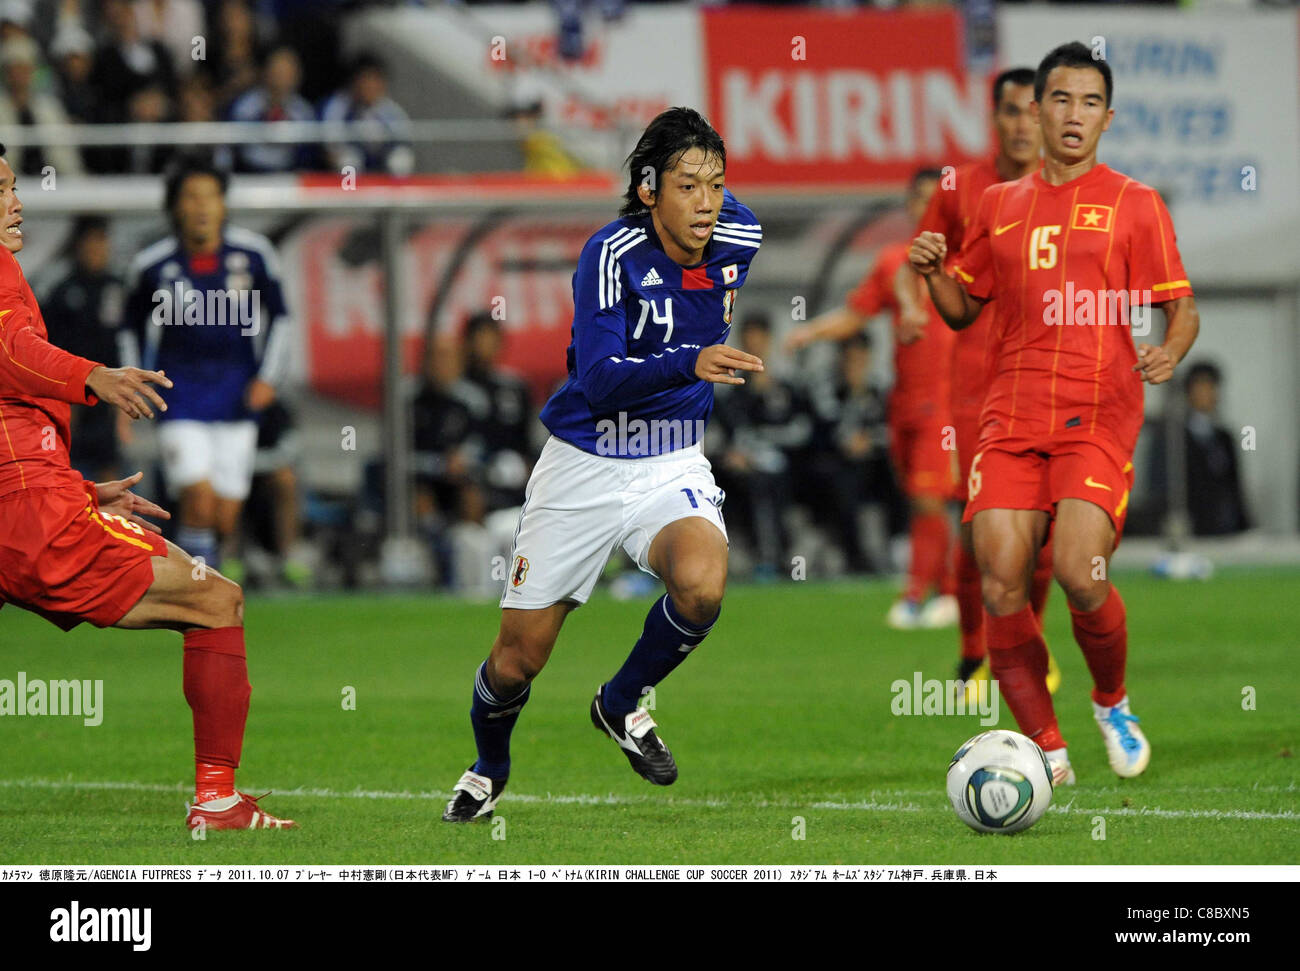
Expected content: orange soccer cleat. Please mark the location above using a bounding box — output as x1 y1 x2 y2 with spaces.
185 791 297 831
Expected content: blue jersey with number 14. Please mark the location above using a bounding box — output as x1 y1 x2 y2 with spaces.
539 189 761 457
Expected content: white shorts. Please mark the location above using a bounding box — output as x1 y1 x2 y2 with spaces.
500 436 728 609
157 420 259 500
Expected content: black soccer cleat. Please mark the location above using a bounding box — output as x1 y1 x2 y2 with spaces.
442 767 508 822
590 686 678 786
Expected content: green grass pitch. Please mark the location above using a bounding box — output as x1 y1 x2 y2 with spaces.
1 568 1296 864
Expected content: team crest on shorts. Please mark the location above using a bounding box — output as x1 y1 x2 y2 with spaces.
511 555 530 587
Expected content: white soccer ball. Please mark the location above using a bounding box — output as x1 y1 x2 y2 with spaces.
946 730 1054 834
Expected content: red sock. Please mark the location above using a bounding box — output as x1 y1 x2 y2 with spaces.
183 627 250 803
955 545 985 661
1070 585 1128 707
987 606 1064 750
905 511 951 602
1030 539 1053 622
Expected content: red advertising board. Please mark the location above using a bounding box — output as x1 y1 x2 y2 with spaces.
701 8 988 187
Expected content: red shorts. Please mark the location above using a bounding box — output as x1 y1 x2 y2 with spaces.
952 408 981 502
0 482 166 631
890 415 959 499
962 440 1135 543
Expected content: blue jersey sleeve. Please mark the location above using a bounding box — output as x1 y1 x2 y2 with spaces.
571 235 701 413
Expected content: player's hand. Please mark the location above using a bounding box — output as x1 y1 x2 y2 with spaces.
94 471 171 534
896 307 928 345
87 366 172 419
909 232 947 276
695 344 764 385
245 378 276 412
1133 343 1176 385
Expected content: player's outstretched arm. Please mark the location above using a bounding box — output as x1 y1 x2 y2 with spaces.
910 232 982 330
93 470 171 534
1135 296 1200 385
694 344 764 386
86 365 173 419
783 307 866 353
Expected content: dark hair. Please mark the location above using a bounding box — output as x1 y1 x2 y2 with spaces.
841 332 872 351
621 107 725 217
992 67 1036 109
463 310 500 340
1035 41 1113 107
64 214 109 258
739 312 771 335
1185 360 1222 387
164 156 229 214
909 167 943 194
350 52 387 80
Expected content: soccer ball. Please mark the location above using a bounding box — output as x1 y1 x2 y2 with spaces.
946 730 1054 834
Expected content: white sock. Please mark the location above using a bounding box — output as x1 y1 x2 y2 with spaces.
196 794 240 811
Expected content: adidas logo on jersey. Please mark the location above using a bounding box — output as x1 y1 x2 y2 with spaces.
640 268 664 287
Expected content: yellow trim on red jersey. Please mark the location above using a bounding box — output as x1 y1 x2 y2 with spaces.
1152 280 1191 292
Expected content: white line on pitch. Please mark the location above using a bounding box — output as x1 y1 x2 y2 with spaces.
1 778 1296 822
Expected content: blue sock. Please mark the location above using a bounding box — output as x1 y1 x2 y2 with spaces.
604 595 717 716
178 525 219 571
469 660 530 779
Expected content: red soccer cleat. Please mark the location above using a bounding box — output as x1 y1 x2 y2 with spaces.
185 791 297 831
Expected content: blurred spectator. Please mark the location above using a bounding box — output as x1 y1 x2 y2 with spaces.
712 313 814 578
413 336 481 531
244 399 313 589
226 45 315 172
412 336 486 591
50 22 97 125
1149 360 1251 536
201 0 262 111
0 35 83 175
40 215 124 481
458 310 533 510
509 98 580 177
320 52 412 175
802 333 897 575
0 1 32 43
90 0 175 127
117 79 171 172
133 0 204 80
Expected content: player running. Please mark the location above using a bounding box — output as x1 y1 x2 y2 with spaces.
0 148 295 830
786 170 959 631
443 107 762 821
906 68 1060 698
121 159 291 583
910 43 1199 783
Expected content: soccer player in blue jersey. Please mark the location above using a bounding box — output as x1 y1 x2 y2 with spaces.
444 107 763 821
121 159 292 578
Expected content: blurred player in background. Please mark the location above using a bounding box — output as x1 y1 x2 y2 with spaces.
905 67 1060 699
121 158 292 583
41 215 125 483
444 107 763 821
911 42 1200 783
0 148 294 830
786 169 958 630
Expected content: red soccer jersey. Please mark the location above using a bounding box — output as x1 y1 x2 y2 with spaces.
917 157 1005 420
847 241 954 427
0 248 103 497
951 163 1192 460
